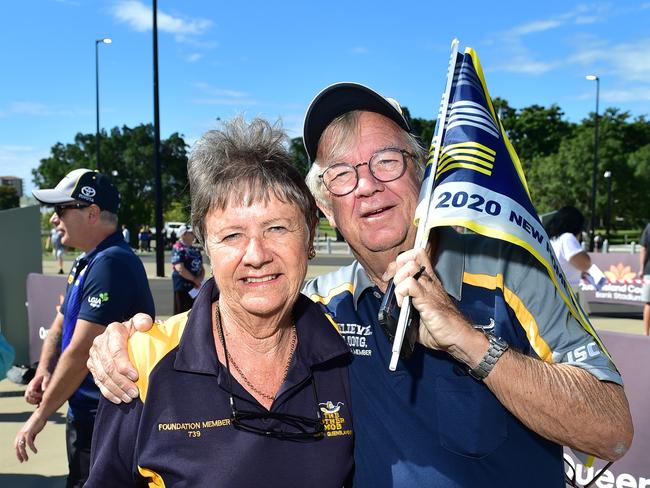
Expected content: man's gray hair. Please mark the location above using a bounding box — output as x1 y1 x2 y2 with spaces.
188 116 319 246
305 110 427 209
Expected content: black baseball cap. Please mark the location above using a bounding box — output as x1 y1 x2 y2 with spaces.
32 168 120 213
303 82 412 163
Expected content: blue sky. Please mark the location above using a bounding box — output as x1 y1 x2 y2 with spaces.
1 1 649 195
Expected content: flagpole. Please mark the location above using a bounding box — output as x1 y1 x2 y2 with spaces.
389 39 460 371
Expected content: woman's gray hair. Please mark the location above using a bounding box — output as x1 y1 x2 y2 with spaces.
305 110 427 209
188 116 319 246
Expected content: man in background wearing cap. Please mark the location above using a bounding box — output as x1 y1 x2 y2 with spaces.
170 224 205 314
14 168 155 488
88 85 632 486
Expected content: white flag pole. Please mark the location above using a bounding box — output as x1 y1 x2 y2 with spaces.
389 39 460 371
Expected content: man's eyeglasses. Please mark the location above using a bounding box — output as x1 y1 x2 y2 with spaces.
319 147 413 196
216 310 325 440
564 457 613 488
54 203 90 216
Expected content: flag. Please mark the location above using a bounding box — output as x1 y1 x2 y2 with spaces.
413 46 609 362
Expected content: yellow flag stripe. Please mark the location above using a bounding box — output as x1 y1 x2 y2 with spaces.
462 272 553 362
442 140 496 155
437 154 494 173
436 163 492 177
440 147 496 162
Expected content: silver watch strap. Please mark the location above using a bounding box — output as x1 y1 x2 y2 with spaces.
468 332 509 380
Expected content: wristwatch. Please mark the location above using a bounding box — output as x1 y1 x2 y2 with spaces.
468 332 509 380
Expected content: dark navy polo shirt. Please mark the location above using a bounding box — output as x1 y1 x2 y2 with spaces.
87 278 354 487
303 227 621 488
60 230 155 423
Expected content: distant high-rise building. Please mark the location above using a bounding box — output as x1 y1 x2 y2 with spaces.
0 176 23 198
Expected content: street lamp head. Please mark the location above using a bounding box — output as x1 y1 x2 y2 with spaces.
585 74 599 81
96 38 112 44
604 170 612 178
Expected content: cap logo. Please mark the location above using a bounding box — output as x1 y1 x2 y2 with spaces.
81 186 96 197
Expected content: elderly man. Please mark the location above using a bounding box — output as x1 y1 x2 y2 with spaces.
89 85 632 487
15 169 155 488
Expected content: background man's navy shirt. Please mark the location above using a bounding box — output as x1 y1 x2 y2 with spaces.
60 231 155 422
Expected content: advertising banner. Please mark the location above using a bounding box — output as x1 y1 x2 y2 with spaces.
563 331 650 486
26 273 67 364
579 254 645 308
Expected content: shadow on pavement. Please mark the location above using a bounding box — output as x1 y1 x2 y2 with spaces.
0 389 26 398
0 411 67 424
0 474 66 487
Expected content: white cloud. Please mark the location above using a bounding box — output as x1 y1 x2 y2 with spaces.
192 82 249 99
600 88 650 103
112 1 212 42
191 98 258 107
185 53 203 63
499 58 559 75
490 4 616 76
569 38 650 82
0 102 91 118
350 46 368 54
508 19 563 36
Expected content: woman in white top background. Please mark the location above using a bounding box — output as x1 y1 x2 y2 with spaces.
545 206 592 306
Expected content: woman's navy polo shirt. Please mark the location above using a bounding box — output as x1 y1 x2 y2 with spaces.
87 278 354 487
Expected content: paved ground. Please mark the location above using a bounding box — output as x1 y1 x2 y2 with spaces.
1 250 644 485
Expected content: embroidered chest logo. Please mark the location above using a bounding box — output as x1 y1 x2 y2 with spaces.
88 292 109 308
338 323 373 357
319 401 352 438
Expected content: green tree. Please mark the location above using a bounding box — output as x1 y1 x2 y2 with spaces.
32 124 189 236
289 137 309 177
0 185 19 210
499 104 574 164
628 143 650 223
527 108 640 226
164 200 190 223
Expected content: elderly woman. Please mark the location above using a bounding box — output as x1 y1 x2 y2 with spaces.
85 117 353 487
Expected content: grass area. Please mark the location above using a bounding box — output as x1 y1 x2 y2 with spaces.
600 228 644 245
317 218 337 239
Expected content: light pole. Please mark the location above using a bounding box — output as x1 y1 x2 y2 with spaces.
95 37 112 172
604 170 612 239
585 74 600 251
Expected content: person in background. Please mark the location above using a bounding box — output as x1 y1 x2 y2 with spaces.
639 222 650 335
0 331 15 381
545 206 592 307
15 168 155 488
171 224 205 314
50 224 66 274
121 225 130 246
137 226 148 253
